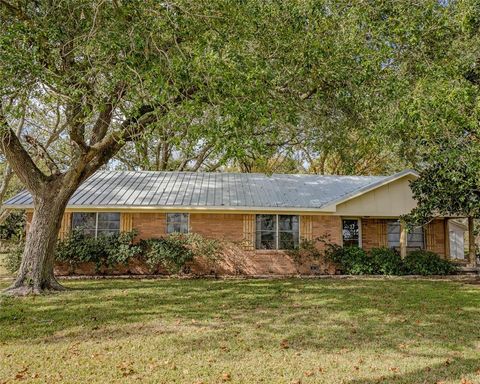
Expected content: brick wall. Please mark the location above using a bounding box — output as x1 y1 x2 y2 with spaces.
25 210 450 276
132 212 166 239
190 213 244 242
361 219 388 251
311 215 342 251
426 219 447 257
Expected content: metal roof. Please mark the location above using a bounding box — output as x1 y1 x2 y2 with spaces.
3 170 416 211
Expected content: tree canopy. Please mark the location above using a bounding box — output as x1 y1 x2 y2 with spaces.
1 0 480 293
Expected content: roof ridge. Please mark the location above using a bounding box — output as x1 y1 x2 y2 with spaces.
97 170 389 178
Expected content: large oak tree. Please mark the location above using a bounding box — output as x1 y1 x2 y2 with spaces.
0 0 301 295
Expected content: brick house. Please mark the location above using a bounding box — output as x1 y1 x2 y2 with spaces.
3 169 470 275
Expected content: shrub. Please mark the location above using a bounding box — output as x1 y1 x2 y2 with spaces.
287 239 322 264
0 211 25 241
170 232 221 261
140 233 222 274
55 230 140 272
328 245 456 276
325 245 374 275
2 241 24 274
369 247 405 275
404 250 456 275
140 236 194 274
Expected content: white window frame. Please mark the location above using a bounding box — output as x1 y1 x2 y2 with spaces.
341 218 362 248
71 212 120 238
166 213 190 234
255 214 300 250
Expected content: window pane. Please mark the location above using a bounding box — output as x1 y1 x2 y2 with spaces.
408 226 424 248
72 213 96 236
97 212 120 234
279 231 299 250
278 215 299 250
387 222 400 248
166 213 189 234
180 213 189 224
255 215 277 249
256 231 276 249
342 219 360 247
257 215 276 231
278 215 298 231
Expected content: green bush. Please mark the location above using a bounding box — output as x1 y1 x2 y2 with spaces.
55 230 140 272
140 233 222 274
328 244 456 276
369 247 405 275
140 236 194 274
170 232 221 261
2 241 24 274
404 250 456 275
0 211 25 241
326 245 375 275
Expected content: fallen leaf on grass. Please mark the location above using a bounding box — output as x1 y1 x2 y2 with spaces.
221 373 231 381
304 371 314 377
15 367 28 380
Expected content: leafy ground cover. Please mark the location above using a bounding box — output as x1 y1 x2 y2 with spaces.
0 278 479 383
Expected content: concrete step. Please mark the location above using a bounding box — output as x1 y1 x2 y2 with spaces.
456 266 480 275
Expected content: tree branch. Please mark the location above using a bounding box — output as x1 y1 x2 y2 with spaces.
0 109 47 193
91 83 126 145
24 134 61 175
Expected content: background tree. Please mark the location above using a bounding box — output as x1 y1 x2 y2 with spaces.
385 2 480 264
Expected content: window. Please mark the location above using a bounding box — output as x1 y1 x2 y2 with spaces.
278 215 299 250
407 226 424 249
449 228 465 260
255 214 299 250
387 221 424 249
342 219 360 247
387 221 401 248
72 213 96 236
72 212 120 237
256 214 277 249
166 213 189 234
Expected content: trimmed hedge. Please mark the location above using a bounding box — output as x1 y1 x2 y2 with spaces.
326 246 456 276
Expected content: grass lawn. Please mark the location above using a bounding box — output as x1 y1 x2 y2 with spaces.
0 278 479 383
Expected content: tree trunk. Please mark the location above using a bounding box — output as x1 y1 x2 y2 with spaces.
3 182 74 296
468 216 476 267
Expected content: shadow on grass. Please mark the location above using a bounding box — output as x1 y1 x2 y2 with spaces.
0 279 479 359
346 357 480 384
